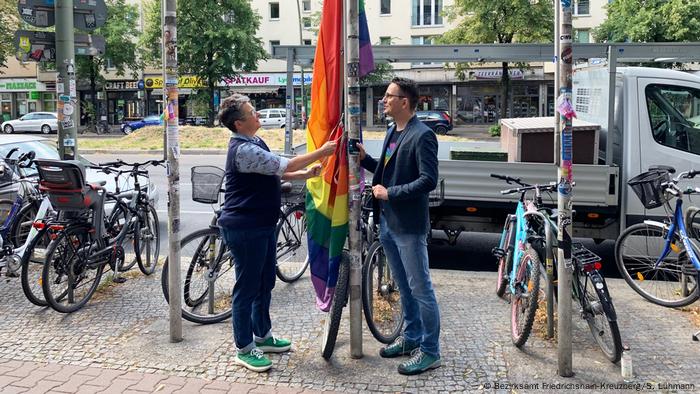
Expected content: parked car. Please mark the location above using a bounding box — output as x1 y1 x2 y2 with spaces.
120 115 162 135
1 112 58 135
0 134 159 206
257 108 297 129
416 110 453 135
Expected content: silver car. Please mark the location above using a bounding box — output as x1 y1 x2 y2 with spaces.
2 112 58 134
0 135 159 205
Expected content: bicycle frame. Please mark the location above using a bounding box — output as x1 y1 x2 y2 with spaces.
507 200 550 294
652 198 700 272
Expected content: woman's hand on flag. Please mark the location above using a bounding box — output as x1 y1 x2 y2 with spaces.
305 164 323 178
318 139 338 157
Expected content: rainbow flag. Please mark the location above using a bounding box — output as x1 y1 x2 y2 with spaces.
359 0 375 76
306 0 346 312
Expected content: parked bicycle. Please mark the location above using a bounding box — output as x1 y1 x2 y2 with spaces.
492 174 622 362
275 181 309 283
322 178 444 358
37 158 162 313
615 166 700 308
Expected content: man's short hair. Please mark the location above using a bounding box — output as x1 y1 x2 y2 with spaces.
391 77 419 111
218 93 251 132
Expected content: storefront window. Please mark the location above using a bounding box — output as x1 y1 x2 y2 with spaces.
511 83 540 118
42 93 56 112
456 85 500 124
16 93 28 116
1 93 12 122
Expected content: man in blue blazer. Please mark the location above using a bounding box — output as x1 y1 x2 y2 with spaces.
357 77 441 375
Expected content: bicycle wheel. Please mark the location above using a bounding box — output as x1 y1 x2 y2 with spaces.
321 251 350 359
106 202 138 271
9 201 38 248
135 204 160 275
362 241 403 344
511 245 541 347
577 270 623 363
275 203 309 283
42 224 104 313
496 215 515 298
161 227 235 324
615 222 699 307
20 227 52 306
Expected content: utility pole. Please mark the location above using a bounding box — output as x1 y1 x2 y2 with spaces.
163 0 183 343
296 0 307 130
285 48 294 154
556 0 574 377
55 0 78 159
345 0 363 359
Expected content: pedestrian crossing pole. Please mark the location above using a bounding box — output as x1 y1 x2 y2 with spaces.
55 0 78 160
556 0 574 377
345 0 364 359
162 0 183 343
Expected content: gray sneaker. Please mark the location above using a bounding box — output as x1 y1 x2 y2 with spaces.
379 336 419 358
398 349 441 375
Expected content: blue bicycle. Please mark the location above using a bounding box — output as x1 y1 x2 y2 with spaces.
615 165 700 308
492 174 556 347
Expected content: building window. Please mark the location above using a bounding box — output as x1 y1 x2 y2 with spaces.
412 36 440 66
106 58 115 69
303 39 312 45
575 29 590 43
269 40 280 54
302 0 311 12
379 36 392 45
269 2 280 19
412 0 443 26
574 0 590 15
381 0 391 15
303 17 312 28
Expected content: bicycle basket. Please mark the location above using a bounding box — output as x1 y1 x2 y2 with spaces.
429 178 445 208
191 166 225 204
628 170 671 209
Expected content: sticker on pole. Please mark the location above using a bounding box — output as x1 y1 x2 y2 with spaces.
63 138 76 147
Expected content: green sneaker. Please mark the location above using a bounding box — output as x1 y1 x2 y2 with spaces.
379 336 419 358
398 349 441 375
255 336 292 353
233 348 272 372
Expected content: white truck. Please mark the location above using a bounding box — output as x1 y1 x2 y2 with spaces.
426 66 700 244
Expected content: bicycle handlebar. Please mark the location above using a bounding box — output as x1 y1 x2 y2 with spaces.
500 182 558 196
490 173 529 187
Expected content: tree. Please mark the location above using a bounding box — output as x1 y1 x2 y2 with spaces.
141 0 268 126
439 0 553 121
594 0 700 43
76 0 141 128
0 0 20 72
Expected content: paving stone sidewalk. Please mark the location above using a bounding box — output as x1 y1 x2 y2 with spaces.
1 269 698 393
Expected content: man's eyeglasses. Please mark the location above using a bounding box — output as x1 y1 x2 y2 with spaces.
383 93 406 100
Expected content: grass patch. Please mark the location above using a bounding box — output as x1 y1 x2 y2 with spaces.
79 126 479 151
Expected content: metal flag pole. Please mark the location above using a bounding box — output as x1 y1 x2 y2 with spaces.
55 0 78 159
345 0 363 359
556 0 574 377
162 0 183 343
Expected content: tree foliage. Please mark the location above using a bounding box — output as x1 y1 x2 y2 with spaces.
0 0 20 72
141 0 267 125
594 0 700 43
439 0 553 119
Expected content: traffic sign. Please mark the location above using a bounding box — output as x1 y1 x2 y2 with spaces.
17 0 107 30
14 30 106 62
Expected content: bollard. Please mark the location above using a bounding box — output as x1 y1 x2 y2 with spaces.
621 346 633 382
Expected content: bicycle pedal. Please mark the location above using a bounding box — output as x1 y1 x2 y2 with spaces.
112 277 127 284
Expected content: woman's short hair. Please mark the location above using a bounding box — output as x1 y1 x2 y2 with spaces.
218 93 251 132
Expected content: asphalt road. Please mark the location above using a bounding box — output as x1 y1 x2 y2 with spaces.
84 153 619 277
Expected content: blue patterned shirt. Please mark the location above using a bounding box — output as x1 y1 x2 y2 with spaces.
231 133 289 177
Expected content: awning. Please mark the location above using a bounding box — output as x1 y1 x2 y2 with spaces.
227 86 280 94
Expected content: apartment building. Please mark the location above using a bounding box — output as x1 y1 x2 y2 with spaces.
0 0 607 126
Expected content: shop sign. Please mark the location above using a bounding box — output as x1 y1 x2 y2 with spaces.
105 80 139 90
0 79 46 92
29 91 41 100
143 76 206 89
220 73 313 87
473 69 524 80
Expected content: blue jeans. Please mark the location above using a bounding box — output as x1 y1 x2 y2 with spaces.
379 216 441 358
220 226 277 353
